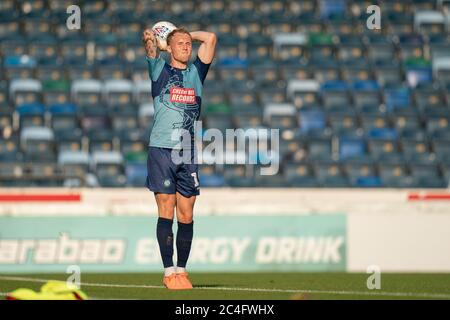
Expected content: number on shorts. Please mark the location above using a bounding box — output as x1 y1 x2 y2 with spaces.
191 172 199 187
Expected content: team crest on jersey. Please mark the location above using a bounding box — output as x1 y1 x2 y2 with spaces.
170 87 196 104
163 179 171 187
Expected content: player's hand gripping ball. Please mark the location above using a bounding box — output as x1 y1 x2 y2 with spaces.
151 21 177 50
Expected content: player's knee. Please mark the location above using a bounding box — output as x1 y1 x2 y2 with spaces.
158 203 175 219
159 208 175 219
156 194 176 218
176 210 193 224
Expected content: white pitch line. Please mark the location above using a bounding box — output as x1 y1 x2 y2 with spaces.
0 275 449 299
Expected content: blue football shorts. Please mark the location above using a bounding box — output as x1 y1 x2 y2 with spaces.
146 146 200 197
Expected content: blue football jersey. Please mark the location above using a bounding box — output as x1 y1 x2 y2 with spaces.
146 55 210 149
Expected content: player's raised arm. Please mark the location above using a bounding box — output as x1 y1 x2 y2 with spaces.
142 28 159 59
190 31 217 64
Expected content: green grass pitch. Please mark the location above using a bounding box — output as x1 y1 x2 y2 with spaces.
1 273 450 300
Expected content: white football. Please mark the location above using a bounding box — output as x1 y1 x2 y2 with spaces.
151 21 177 50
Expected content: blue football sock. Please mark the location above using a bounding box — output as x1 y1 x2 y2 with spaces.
156 217 174 268
176 221 194 268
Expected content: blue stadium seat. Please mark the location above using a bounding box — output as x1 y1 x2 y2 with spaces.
343 162 380 187
66 63 95 82
0 8 19 39
0 162 26 187
294 11 322 34
282 65 314 82
251 66 280 89
431 42 450 65
87 129 114 153
28 35 58 63
298 109 326 136
397 34 425 61
383 85 411 112
409 164 445 188
0 137 21 163
134 81 152 105
366 34 396 63
352 80 381 109
71 80 102 108
60 38 87 65
279 136 304 160
232 14 264 40
414 84 444 109
341 58 374 82
233 114 263 129
367 128 398 140
421 104 450 118
9 79 42 106
16 103 45 129
49 103 78 133
111 108 138 131
441 165 450 186
308 32 335 58
373 60 402 86
337 34 365 63
199 165 225 187
287 79 320 109
259 87 287 105
54 128 83 153
378 163 413 188
264 103 297 129
320 81 350 110
433 57 450 84
432 139 450 164
401 138 437 165
125 163 147 187
273 33 308 65
224 164 255 187
0 36 27 57
138 102 154 132
91 151 126 188
264 15 294 38
219 67 251 90
28 162 62 187
319 0 347 20
4 54 36 81
360 115 390 132
205 115 233 132
283 162 318 187
42 81 70 106
20 126 56 163
329 112 359 134
313 61 341 83
103 80 134 109
314 161 349 188
81 110 109 133
96 61 128 81
247 36 274 65
339 138 367 160
392 114 422 135
426 116 450 138
119 128 146 156
368 139 401 162
218 56 248 69
308 138 332 161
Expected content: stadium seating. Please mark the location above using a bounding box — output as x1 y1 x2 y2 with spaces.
0 0 449 188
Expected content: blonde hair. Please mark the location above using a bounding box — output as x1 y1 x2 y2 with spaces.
166 28 191 45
